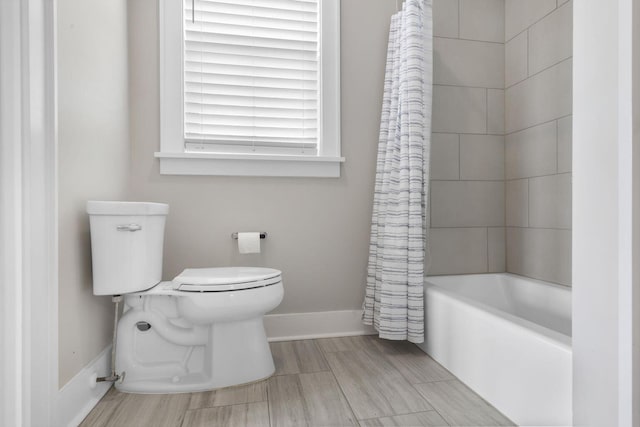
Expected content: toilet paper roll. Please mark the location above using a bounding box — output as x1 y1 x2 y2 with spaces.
237 232 261 254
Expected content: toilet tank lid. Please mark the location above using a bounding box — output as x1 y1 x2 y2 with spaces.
173 267 281 286
87 201 169 216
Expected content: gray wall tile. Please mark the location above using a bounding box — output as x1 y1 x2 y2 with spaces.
431 133 460 181
557 116 572 173
505 0 557 41
433 0 459 38
529 173 572 229
434 38 505 89
505 31 527 87
488 227 506 272
506 227 572 285
528 2 573 75
429 228 489 275
487 89 505 134
506 179 528 227
433 85 488 134
431 181 505 227
459 0 505 43
460 134 505 180
505 58 572 133
505 121 557 179
501 0 572 286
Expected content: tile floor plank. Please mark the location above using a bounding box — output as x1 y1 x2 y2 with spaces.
371 339 455 384
324 347 433 420
359 410 450 427
267 374 308 427
298 371 358 426
271 340 329 375
99 393 191 427
189 381 267 409
181 401 269 427
78 400 122 427
316 335 375 353
415 380 514 426
79 387 130 427
81 338 512 427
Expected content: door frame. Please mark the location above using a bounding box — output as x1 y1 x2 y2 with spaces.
0 0 58 425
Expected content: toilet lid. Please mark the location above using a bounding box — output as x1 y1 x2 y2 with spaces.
172 267 281 292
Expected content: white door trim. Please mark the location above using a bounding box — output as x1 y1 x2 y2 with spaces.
1 2 26 425
618 1 640 424
0 0 58 425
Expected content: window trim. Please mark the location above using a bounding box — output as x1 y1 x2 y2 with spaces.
157 0 343 178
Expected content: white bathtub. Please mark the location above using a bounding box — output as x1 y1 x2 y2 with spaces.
417 273 572 427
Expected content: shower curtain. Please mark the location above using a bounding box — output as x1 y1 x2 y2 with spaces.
363 0 432 343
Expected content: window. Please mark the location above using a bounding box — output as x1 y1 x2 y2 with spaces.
158 0 342 177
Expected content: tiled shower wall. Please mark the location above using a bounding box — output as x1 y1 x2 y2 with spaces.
428 0 572 286
429 0 506 275
504 0 572 286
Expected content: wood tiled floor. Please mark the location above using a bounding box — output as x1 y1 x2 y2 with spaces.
80 336 514 427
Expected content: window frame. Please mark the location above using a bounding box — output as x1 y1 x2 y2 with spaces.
157 0 343 178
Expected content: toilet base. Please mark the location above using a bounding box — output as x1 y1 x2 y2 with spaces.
114 292 279 394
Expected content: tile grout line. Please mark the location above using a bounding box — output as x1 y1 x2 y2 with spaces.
432 131 505 137
504 55 572 91
326 360 360 424
266 379 272 427
406 381 454 426
456 0 460 39
313 338 365 425
295 372 314 427
486 88 489 134
486 227 490 272
505 171 573 182
504 2 564 44
457 134 461 180
556 119 560 173
434 82 505 91
527 178 531 228
435 34 504 46
504 113 572 137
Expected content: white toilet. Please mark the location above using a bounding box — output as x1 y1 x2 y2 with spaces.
87 201 283 393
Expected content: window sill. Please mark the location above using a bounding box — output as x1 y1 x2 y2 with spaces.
154 152 345 178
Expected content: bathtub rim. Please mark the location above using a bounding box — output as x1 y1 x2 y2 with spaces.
425 273 572 351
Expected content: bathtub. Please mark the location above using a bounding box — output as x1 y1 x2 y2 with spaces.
416 273 572 427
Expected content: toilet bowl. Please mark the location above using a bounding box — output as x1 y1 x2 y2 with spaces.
87 201 283 393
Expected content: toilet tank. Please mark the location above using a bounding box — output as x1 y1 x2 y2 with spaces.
87 201 169 295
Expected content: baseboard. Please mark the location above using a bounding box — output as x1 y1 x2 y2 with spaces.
57 345 112 427
264 309 377 342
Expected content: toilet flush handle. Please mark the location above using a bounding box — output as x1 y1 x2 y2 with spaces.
116 224 142 232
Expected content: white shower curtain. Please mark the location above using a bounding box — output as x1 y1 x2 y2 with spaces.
363 0 432 343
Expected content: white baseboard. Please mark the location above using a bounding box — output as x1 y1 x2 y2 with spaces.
57 346 112 427
264 309 376 342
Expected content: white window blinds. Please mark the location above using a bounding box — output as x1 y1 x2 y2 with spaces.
184 0 319 154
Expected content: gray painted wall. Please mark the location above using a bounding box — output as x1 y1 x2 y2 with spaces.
57 0 130 386
128 0 399 315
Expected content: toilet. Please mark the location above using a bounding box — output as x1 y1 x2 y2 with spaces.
86 201 283 393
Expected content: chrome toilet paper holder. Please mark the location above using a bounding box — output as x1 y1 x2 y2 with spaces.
231 232 267 240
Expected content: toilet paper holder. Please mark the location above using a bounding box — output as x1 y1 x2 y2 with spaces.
231 232 267 240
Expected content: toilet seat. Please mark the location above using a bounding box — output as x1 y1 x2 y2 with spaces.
172 267 282 292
